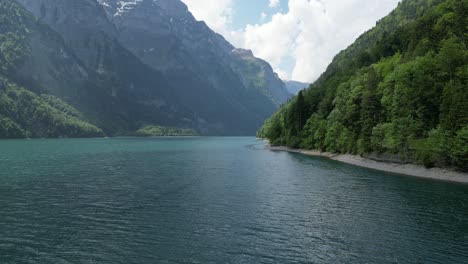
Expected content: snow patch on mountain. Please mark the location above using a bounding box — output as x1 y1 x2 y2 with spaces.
115 0 143 16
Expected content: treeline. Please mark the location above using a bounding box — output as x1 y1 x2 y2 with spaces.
258 0 467 171
0 80 103 138
135 125 198 137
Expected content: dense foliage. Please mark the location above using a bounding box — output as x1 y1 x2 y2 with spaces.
0 81 103 138
0 0 31 74
135 125 198 137
258 0 467 171
0 0 102 138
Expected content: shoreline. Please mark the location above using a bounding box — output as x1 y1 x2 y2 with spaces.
267 145 468 184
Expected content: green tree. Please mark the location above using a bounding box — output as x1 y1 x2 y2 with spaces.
450 126 468 171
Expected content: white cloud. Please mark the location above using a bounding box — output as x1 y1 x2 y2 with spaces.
260 12 267 21
180 0 233 36
274 68 290 80
243 12 300 67
269 0 280 8
182 0 401 83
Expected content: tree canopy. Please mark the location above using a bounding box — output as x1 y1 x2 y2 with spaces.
258 0 468 171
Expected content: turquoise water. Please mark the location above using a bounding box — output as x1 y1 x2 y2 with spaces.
0 137 467 263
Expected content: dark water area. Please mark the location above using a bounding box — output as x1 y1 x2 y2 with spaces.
0 137 467 263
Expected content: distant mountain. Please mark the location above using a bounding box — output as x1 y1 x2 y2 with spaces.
98 0 291 134
2 0 290 137
231 48 291 105
284 81 310 95
258 0 468 171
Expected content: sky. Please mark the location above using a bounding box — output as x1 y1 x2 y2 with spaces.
180 0 401 83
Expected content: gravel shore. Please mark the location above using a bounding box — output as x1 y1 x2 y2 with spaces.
268 145 468 184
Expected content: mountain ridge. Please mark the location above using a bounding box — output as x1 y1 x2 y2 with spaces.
284 81 310 95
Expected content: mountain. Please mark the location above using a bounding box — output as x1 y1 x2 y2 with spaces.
284 81 310 95
231 48 292 105
5 0 290 136
258 0 467 171
0 0 103 138
11 0 193 136
97 0 291 133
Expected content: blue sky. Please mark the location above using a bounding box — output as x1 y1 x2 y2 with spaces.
230 0 288 30
182 0 401 82
229 0 296 77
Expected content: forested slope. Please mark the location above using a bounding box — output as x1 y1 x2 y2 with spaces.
0 1 102 138
258 0 467 171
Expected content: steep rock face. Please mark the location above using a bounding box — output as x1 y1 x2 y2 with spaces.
14 14 90 100
98 0 290 134
16 0 117 70
15 0 192 133
2 0 89 101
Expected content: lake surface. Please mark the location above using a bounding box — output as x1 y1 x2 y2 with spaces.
0 137 467 264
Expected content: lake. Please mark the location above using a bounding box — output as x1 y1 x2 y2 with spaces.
0 137 467 263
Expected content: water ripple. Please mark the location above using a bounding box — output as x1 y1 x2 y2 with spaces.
0 137 467 264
